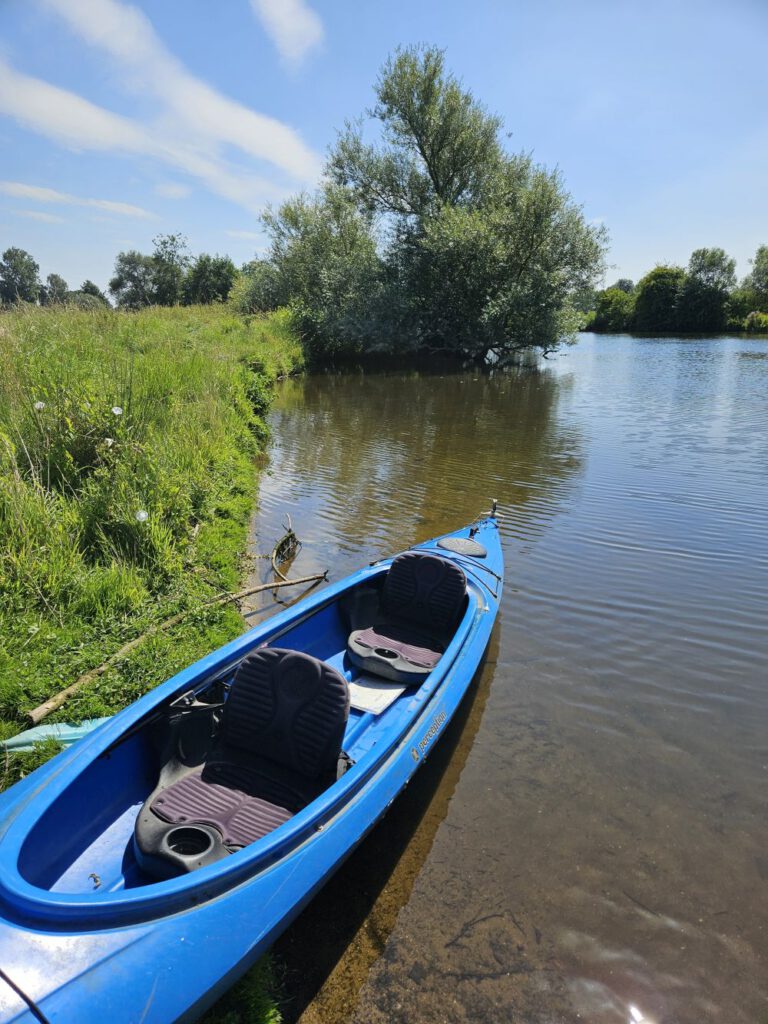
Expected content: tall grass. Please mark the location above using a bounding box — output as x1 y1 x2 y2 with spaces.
0 305 303 1023
0 305 300 752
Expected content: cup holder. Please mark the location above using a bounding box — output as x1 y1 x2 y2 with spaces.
165 825 215 858
374 647 399 660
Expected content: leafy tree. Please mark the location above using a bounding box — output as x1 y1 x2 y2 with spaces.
272 45 607 362
590 287 635 332
407 162 604 359
65 291 110 310
80 279 109 303
570 285 597 314
151 234 189 306
257 187 382 360
744 311 768 333
40 273 69 305
183 254 237 304
109 251 156 309
676 247 736 331
609 278 634 294
725 286 756 326
229 260 284 315
329 45 503 217
744 244 768 309
0 247 41 304
631 265 686 333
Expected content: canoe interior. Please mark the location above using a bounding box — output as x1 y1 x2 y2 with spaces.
17 574 474 896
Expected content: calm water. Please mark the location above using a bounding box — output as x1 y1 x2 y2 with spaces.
244 334 768 1024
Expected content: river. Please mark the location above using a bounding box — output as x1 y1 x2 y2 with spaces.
243 333 768 1024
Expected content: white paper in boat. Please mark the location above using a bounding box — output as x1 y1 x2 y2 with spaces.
348 675 406 715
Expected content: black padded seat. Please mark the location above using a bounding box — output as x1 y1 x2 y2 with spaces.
348 552 467 683
134 648 350 879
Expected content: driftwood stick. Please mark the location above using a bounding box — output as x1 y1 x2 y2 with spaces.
270 515 299 583
26 571 328 726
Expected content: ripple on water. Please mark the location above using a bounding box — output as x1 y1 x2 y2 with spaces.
245 336 768 1024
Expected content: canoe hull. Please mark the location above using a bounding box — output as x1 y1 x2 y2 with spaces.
0 519 502 1023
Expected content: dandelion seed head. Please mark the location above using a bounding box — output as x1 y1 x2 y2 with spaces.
34 401 46 411
112 406 123 416
135 510 149 523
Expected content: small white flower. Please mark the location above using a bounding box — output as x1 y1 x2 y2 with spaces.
135 510 149 522
112 406 123 416
104 437 114 448
34 400 45 411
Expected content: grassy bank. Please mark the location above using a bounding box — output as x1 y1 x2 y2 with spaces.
0 304 300 782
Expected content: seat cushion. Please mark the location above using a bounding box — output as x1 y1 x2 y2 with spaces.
150 762 296 849
348 624 444 683
346 553 467 683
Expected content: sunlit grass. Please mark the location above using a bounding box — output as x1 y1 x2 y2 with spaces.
0 304 300 767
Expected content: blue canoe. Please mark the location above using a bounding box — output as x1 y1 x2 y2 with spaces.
0 515 503 1023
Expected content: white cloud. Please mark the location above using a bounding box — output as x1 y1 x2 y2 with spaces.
40 0 321 180
0 58 149 153
250 0 324 66
0 180 152 218
154 182 192 199
0 57 295 214
16 209 66 223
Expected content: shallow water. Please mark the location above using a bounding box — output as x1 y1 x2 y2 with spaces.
245 334 768 1024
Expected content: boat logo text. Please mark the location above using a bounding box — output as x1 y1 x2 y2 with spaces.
416 710 447 759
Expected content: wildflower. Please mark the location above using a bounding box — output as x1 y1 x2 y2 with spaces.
33 400 45 411
104 437 115 448
112 406 123 416
135 510 149 522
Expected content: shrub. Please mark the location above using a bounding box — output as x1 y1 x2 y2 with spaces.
744 311 768 333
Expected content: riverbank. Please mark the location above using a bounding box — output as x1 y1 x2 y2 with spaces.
0 305 300 795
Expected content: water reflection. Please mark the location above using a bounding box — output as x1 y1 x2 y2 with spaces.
244 362 584 619
245 337 768 1024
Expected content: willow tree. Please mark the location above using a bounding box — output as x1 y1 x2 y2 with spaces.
253 45 606 362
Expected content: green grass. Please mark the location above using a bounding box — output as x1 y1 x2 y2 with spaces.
0 303 302 1020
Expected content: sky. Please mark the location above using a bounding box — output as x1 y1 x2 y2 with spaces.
0 0 767 293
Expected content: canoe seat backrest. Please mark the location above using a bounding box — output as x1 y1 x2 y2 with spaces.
382 552 467 636
223 648 350 780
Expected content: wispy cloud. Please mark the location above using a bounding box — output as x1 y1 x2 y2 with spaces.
0 58 149 153
250 0 324 66
40 0 321 180
0 180 152 217
0 57 297 214
16 209 66 223
154 182 192 200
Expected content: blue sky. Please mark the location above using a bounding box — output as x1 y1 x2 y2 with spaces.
1 0 766 293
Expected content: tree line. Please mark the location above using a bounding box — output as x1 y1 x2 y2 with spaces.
0 247 109 309
586 246 768 335
0 236 237 310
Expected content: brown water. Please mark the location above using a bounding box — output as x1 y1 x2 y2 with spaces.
244 335 768 1024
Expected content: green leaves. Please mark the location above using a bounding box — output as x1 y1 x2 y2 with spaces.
252 45 607 362
0 247 41 305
